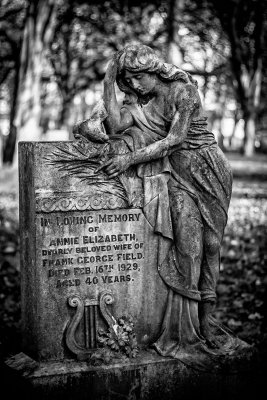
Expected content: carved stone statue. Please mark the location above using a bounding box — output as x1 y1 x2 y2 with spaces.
73 44 246 366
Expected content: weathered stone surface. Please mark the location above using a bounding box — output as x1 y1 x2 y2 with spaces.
19 141 168 362
3 348 264 400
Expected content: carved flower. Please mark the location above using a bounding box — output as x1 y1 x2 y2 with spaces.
97 315 138 360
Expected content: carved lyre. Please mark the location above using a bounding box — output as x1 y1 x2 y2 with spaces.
65 290 117 359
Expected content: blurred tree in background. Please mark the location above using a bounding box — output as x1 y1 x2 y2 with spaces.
0 0 266 163
0 0 26 163
205 0 266 156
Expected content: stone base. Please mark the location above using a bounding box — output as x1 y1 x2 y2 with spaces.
3 348 266 400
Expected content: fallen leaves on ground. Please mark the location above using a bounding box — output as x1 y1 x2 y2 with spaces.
0 192 21 357
216 197 267 345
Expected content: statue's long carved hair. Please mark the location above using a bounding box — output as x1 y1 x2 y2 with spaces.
116 44 197 99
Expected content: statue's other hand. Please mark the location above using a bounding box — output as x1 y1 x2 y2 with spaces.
94 154 132 178
73 120 109 143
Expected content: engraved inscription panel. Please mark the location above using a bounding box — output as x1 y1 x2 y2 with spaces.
37 209 145 293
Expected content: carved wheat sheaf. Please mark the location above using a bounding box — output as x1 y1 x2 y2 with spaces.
36 194 128 212
40 143 144 211
43 142 129 205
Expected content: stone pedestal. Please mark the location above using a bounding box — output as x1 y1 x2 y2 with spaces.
4 348 263 400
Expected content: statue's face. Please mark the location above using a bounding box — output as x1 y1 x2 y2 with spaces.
124 70 157 96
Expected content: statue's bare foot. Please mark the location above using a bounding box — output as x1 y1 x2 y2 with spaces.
199 300 220 349
200 318 220 349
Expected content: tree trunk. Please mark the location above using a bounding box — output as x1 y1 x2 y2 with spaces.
166 0 184 66
59 95 73 132
214 115 225 152
13 0 56 162
229 2 263 157
3 62 20 164
0 131 3 168
243 111 256 157
228 110 239 149
241 62 262 156
217 127 225 151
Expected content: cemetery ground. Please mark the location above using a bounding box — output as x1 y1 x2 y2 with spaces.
0 152 267 370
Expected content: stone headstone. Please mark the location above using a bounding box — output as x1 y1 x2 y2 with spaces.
19 141 168 362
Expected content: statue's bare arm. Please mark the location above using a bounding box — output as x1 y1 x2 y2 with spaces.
131 84 198 163
97 84 198 178
103 56 134 135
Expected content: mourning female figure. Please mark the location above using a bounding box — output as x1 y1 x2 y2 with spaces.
76 45 244 363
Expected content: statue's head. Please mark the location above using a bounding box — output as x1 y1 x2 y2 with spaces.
116 44 197 99
118 44 161 75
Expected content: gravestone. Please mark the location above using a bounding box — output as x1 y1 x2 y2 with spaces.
18 141 169 363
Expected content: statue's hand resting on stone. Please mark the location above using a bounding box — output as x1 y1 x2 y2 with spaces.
95 153 132 179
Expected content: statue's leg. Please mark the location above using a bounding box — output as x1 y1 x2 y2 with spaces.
169 184 203 298
199 228 222 348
